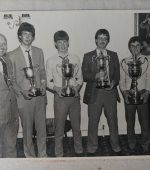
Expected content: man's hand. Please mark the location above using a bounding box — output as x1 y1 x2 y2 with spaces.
105 80 115 91
140 89 150 103
53 86 63 97
123 90 131 104
40 85 46 96
21 90 33 100
72 85 80 97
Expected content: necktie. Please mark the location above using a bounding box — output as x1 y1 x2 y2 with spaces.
25 50 33 68
59 55 68 88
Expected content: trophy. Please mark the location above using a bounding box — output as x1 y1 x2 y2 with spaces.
95 51 110 88
121 55 148 104
57 58 78 97
23 67 41 97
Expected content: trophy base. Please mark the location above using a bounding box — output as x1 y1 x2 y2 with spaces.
96 81 110 89
29 88 41 97
61 88 75 97
128 95 144 105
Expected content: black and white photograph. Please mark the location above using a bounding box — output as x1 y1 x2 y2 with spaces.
0 1 150 170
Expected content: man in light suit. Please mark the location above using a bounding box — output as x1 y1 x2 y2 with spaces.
0 33 19 157
82 29 121 156
9 22 47 157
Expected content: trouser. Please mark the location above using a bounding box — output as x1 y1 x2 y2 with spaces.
125 103 149 151
19 96 47 157
87 89 121 153
54 94 83 157
0 118 18 158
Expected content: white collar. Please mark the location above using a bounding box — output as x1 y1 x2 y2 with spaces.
20 45 31 53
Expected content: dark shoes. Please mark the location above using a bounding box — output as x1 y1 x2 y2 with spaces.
75 152 85 157
141 148 149 155
128 148 138 155
112 150 123 156
86 151 99 157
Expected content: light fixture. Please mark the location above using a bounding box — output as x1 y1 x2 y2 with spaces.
3 14 30 29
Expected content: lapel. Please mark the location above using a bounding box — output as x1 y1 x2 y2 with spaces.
89 50 97 72
17 46 27 68
31 46 36 67
31 46 40 73
107 50 114 79
90 50 97 59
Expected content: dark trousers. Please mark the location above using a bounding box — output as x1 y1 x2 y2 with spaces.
87 89 121 153
54 94 83 157
125 103 149 150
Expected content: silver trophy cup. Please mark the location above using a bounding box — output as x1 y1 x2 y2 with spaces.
121 56 148 104
56 58 78 97
61 62 76 97
23 67 41 97
95 54 110 89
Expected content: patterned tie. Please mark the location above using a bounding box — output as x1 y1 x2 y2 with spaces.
25 50 33 68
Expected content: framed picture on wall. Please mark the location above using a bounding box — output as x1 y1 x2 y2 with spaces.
135 13 150 54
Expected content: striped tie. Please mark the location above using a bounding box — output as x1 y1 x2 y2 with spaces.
26 50 33 68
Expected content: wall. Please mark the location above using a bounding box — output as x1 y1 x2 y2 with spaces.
0 10 140 136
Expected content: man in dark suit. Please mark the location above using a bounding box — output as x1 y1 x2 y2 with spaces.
82 29 121 156
9 22 47 157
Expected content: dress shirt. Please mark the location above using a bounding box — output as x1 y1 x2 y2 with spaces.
0 58 3 74
119 54 150 92
46 52 83 89
20 45 32 67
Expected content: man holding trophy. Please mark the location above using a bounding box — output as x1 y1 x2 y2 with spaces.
46 30 83 157
120 36 150 154
82 29 121 156
9 22 47 157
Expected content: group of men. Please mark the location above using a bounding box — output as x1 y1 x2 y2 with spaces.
0 22 150 158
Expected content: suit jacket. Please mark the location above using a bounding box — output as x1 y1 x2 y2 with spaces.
82 49 120 104
8 46 47 108
0 55 18 124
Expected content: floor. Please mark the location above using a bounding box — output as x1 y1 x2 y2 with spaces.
16 135 150 158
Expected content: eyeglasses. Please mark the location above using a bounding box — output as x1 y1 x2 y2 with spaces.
97 37 108 41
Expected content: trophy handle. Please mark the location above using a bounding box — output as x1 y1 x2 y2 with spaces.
73 64 79 77
137 56 149 78
105 55 110 68
120 59 131 77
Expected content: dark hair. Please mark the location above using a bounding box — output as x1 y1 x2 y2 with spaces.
17 22 35 41
54 30 69 42
95 29 110 42
128 36 141 49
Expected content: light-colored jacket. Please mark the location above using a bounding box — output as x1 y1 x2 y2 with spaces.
8 46 47 108
0 55 18 124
